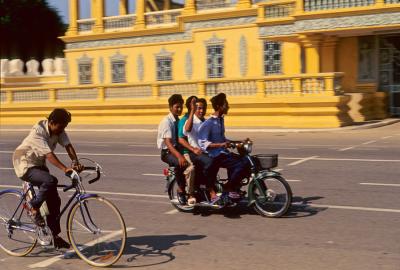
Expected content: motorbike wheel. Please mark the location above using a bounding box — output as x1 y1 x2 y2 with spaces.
250 175 292 218
167 179 194 213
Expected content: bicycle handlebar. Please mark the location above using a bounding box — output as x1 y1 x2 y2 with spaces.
63 166 101 192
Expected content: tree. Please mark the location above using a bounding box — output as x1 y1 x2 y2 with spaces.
0 0 66 63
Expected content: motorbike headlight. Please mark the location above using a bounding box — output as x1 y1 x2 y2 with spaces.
244 143 252 154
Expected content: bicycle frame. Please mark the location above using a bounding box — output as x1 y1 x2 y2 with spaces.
0 188 36 234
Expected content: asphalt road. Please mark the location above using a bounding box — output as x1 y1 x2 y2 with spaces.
0 123 399 270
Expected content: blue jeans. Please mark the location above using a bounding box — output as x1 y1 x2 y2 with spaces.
161 150 186 190
189 152 216 188
21 166 61 236
211 153 250 189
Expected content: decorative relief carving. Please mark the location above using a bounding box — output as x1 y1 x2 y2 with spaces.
239 35 248 77
98 57 104 84
185 51 193 80
137 54 144 81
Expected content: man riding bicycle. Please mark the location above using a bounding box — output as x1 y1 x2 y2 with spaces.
12 108 82 249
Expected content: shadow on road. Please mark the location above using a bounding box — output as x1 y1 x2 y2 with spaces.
283 196 327 218
113 234 206 268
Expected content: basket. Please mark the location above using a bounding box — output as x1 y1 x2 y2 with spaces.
254 154 278 169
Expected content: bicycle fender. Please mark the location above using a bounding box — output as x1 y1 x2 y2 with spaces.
0 189 22 196
247 181 257 206
247 171 280 207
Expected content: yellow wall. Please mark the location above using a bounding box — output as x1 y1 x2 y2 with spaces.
337 37 358 93
66 26 290 85
282 42 301 75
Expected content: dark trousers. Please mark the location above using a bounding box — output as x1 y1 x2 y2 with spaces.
211 153 250 189
21 166 61 236
189 152 216 188
161 150 186 190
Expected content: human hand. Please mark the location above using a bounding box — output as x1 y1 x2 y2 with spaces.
178 156 188 168
73 162 84 172
190 97 197 112
193 148 202 155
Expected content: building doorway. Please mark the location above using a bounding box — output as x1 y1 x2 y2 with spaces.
379 35 400 116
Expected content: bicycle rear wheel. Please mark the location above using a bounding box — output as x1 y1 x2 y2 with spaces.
0 190 37 256
67 196 126 267
251 175 292 217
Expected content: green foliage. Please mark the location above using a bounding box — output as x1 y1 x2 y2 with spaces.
0 0 67 62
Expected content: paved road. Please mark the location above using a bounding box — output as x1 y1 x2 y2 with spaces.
0 123 399 270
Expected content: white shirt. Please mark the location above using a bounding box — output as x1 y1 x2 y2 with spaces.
183 114 204 149
157 113 178 150
13 119 71 177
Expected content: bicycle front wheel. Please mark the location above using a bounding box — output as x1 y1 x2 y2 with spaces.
67 196 126 267
251 175 292 218
0 190 37 256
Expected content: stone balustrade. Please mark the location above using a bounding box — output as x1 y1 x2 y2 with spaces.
0 72 344 105
0 58 67 77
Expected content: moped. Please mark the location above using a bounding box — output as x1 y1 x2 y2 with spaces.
164 139 292 218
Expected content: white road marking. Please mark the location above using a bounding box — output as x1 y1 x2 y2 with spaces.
165 209 179 215
140 173 301 182
0 167 13 170
28 227 135 268
315 157 400 162
362 140 376 145
360 183 400 187
303 203 400 213
0 150 158 157
338 146 356 151
1 151 399 163
268 147 299 150
287 156 319 166
89 144 109 147
0 185 169 198
1 184 399 214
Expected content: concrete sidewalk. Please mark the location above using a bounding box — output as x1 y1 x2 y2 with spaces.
0 118 398 133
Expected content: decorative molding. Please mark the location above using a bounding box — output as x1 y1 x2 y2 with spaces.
204 34 225 46
239 35 248 77
185 50 193 80
65 59 69 84
98 57 104 83
155 47 174 58
137 54 144 81
76 54 93 64
260 12 400 37
66 16 256 50
110 51 128 62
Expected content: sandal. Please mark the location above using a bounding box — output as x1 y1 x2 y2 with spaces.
187 197 197 206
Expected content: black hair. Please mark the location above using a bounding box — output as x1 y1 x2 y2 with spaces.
168 94 184 107
48 108 71 124
185 96 198 112
210 93 227 111
196 98 207 108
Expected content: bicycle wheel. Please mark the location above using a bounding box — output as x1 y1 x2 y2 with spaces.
0 190 37 256
67 196 126 267
167 179 194 212
251 175 292 217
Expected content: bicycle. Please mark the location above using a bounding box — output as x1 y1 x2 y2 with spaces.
0 158 127 267
166 139 293 217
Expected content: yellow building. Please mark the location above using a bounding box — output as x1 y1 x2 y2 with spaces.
1 0 399 127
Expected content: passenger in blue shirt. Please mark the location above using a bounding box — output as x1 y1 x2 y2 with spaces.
198 93 250 200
